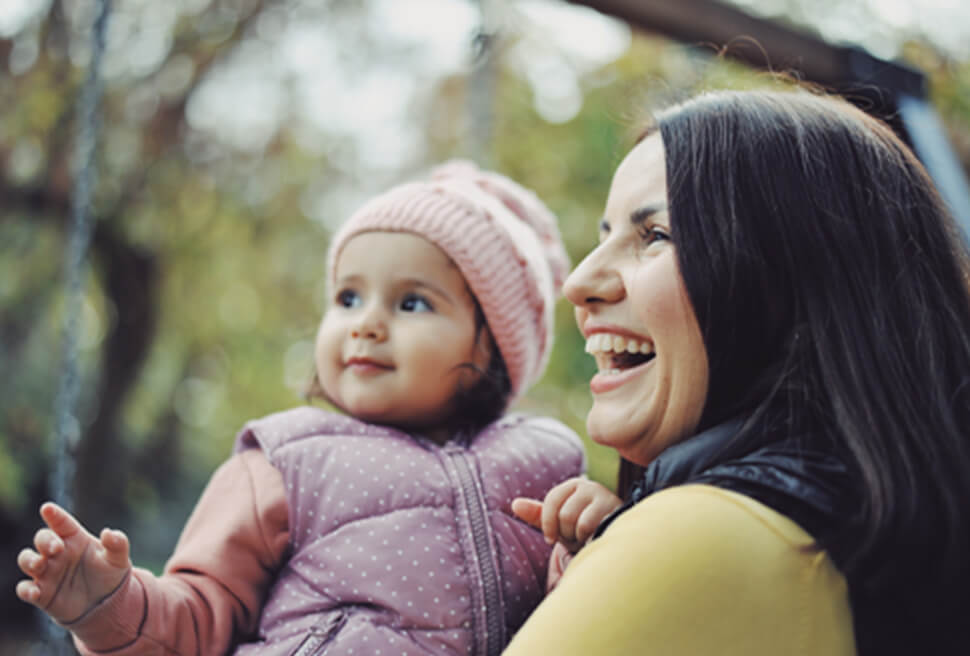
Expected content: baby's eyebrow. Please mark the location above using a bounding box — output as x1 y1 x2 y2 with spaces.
334 273 363 285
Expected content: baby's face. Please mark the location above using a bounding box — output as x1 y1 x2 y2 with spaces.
315 231 490 437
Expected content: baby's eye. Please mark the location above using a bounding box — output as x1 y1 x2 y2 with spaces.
336 289 361 308
597 219 611 244
400 293 433 313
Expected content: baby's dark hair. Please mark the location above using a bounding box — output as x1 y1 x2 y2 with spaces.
449 303 512 437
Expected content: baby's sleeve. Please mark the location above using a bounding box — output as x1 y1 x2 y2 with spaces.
68 449 290 655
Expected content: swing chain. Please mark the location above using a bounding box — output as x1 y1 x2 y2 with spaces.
468 0 498 167
50 0 111 517
43 0 111 653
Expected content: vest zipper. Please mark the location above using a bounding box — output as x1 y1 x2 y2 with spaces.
289 611 347 656
444 446 505 656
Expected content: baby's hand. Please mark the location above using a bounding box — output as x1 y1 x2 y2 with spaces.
512 477 622 554
16 502 131 625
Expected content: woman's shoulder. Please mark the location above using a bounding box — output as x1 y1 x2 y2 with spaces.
616 483 821 550
504 483 856 655
594 484 845 589
552 484 856 655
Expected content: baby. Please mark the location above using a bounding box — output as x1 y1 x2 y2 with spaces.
17 161 586 655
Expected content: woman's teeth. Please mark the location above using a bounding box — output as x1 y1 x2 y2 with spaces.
585 333 655 374
584 333 653 356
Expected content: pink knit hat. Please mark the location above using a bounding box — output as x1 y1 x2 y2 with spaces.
326 160 570 402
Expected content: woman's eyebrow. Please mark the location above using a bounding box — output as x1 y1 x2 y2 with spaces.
600 202 668 232
630 203 668 226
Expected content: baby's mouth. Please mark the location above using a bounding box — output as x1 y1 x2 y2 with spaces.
345 356 394 370
585 333 655 374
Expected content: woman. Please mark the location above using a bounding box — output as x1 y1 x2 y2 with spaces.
505 89 970 655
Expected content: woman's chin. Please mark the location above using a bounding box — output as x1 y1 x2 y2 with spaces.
588 411 670 467
588 412 637 453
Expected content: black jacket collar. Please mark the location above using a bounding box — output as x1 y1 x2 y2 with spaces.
594 418 852 544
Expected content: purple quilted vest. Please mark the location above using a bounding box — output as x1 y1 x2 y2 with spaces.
230 406 585 656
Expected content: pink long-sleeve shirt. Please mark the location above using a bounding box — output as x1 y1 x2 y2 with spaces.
68 449 289 655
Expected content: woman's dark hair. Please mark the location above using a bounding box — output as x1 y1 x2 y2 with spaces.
624 89 970 650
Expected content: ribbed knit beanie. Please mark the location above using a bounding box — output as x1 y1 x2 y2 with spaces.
326 160 570 403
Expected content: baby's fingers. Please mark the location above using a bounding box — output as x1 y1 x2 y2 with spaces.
15 545 66 609
15 579 43 605
556 492 591 546
39 502 84 540
32 528 64 558
17 548 46 578
540 479 581 545
99 528 131 569
573 492 624 546
574 503 609 545
511 498 543 530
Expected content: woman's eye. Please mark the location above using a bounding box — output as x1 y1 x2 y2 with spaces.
400 293 433 313
640 226 671 246
336 289 361 308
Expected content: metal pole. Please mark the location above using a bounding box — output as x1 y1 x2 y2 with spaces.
896 93 970 242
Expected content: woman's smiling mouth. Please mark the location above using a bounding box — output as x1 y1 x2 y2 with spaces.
585 332 655 393
585 332 655 370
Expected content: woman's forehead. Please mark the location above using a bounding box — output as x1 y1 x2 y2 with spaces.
606 135 668 223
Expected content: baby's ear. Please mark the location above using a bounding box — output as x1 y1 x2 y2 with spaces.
511 498 543 528
303 372 325 401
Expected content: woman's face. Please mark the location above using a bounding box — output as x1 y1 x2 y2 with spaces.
564 134 709 467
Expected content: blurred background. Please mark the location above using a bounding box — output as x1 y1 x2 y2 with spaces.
2 0 968 651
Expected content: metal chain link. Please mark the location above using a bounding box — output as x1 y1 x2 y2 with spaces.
467 0 497 167
42 0 111 653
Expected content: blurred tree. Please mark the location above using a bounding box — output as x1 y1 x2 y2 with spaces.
1 0 967 651
0 0 320 647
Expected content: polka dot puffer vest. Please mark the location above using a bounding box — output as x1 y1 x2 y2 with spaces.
231 406 585 656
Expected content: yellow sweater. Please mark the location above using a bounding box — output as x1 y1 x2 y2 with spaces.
503 484 856 655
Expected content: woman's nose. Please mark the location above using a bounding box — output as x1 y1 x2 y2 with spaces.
563 245 625 309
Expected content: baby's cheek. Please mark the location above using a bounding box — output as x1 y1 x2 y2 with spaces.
313 337 342 392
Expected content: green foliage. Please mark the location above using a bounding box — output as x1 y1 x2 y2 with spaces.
2 1 969 647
